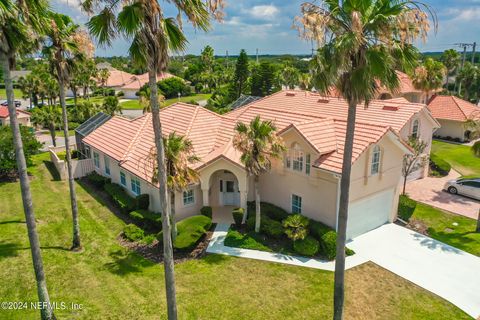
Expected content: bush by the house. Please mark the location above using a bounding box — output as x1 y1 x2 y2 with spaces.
116 91 124 97
309 220 331 239
261 216 284 238
397 195 417 221
135 194 150 210
232 207 244 226
200 206 212 219
320 230 337 260
293 236 320 257
224 230 272 252
104 183 136 214
429 153 451 177
129 209 162 229
86 172 111 188
282 214 310 241
247 201 289 222
123 224 144 242
157 215 212 250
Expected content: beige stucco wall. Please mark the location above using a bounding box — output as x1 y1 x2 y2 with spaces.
434 119 466 141
0 114 30 126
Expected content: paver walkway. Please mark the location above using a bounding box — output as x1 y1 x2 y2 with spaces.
406 169 480 219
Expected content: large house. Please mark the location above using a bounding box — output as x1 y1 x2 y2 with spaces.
0 106 31 127
428 95 480 142
82 90 439 239
120 72 175 99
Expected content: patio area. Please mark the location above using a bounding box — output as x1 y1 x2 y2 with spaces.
212 206 235 224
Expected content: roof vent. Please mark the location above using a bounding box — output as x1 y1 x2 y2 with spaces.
285 92 296 97
382 105 399 111
318 98 329 103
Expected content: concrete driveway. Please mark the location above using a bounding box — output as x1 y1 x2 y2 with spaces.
406 170 480 219
348 223 480 319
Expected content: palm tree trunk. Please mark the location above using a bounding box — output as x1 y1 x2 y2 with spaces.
170 191 177 241
49 124 56 147
254 175 261 233
402 175 408 195
57 68 81 250
333 99 357 320
149 68 178 320
2 53 55 320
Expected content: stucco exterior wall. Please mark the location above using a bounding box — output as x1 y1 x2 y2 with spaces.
434 119 466 141
122 89 139 100
0 114 30 126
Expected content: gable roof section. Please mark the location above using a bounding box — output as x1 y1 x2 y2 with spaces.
0 106 30 119
120 72 175 91
428 95 480 122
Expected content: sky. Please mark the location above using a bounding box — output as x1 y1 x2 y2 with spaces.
52 0 480 57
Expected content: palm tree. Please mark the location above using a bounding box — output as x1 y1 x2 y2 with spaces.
0 0 55 319
82 1 224 318
43 12 92 251
457 62 478 100
441 49 461 91
232 116 285 232
295 1 434 319
412 58 446 103
281 65 300 89
31 105 62 147
465 117 480 155
98 68 110 96
147 132 200 240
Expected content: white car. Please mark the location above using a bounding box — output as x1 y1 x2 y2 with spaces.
444 178 480 200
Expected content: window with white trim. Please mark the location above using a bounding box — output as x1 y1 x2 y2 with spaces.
104 155 110 176
292 143 304 172
183 189 195 206
371 145 381 175
120 171 126 186
292 194 302 213
93 152 100 168
412 119 420 138
131 177 141 196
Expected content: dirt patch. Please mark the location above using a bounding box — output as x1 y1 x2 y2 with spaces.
406 218 429 235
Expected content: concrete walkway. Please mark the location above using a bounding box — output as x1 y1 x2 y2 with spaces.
208 223 480 318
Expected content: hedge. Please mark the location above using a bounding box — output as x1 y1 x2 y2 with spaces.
293 236 320 256
261 216 284 238
320 230 337 260
232 207 244 226
429 153 451 177
158 215 212 250
129 209 162 229
224 230 272 252
200 206 212 219
135 194 150 210
86 172 110 188
397 195 417 221
123 224 144 242
248 201 289 222
104 183 136 214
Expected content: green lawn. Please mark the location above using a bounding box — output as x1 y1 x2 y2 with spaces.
0 153 472 319
54 129 75 137
119 94 212 110
399 196 480 257
0 88 23 99
65 96 106 105
431 140 480 177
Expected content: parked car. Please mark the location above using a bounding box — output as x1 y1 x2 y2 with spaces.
0 100 21 108
444 178 480 200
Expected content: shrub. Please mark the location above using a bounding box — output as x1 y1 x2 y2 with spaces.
104 183 136 214
309 220 331 239
170 215 212 250
86 172 110 188
224 230 272 252
246 214 256 231
232 208 244 226
142 234 156 245
123 224 144 242
136 194 150 210
200 206 212 219
282 214 310 241
293 236 320 256
429 153 451 177
71 150 79 159
397 195 417 221
129 209 162 229
157 77 191 99
261 216 284 238
69 122 80 130
247 201 289 222
320 230 337 260
116 91 124 97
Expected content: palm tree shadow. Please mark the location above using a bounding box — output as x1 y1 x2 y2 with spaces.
104 249 156 275
42 160 61 181
0 242 71 260
0 220 25 225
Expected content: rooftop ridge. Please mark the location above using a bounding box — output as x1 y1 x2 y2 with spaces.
120 113 151 163
185 105 200 137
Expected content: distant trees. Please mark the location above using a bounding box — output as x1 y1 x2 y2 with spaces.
250 62 278 97
412 58 446 103
102 96 122 116
457 62 478 101
441 49 461 91
157 77 191 99
233 49 249 98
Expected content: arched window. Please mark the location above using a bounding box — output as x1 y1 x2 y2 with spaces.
291 143 304 172
371 145 381 175
412 119 420 138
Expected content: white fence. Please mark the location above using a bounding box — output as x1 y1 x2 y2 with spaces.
49 145 95 180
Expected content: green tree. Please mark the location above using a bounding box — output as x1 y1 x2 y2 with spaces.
441 49 461 91
250 62 277 97
31 105 62 147
299 73 312 90
281 65 300 89
97 68 110 96
102 96 122 116
401 136 428 194
233 49 249 98
295 1 433 318
83 0 224 318
412 58 446 103
0 0 56 318
457 62 478 100
233 116 285 232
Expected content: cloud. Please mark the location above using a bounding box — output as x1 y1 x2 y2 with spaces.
249 5 279 20
444 7 480 21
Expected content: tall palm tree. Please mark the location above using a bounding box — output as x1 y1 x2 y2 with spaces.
232 116 285 232
412 57 446 103
147 132 200 240
0 0 55 319
31 105 62 147
43 12 92 251
441 49 461 91
98 68 110 96
457 62 478 100
82 1 224 318
295 1 434 319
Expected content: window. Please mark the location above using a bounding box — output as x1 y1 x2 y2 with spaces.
371 145 381 175
292 143 304 172
226 181 235 192
183 189 195 205
120 171 126 186
306 154 311 175
285 153 291 169
93 152 100 168
292 194 302 213
412 119 419 138
104 156 110 176
131 177 141 196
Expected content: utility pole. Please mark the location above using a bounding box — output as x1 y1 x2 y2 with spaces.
256 48 259 63
472 42 476 64
455 43 474 95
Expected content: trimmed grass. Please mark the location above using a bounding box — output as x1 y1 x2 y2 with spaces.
119 94 212 110
402 198 480 257
119 99 142 110
65 96 106 105
0 88 23 99
54 129 75 137
431 140 480 177
0 153 472 319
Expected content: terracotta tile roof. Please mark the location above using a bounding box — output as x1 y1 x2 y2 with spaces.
0 106 30 118
279 119 337 155
120 72 175 91
427 95 480 122
102 69 137 88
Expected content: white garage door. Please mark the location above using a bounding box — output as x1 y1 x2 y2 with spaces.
346 188 395 240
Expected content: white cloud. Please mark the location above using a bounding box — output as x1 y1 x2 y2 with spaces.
443 7 480 21
249 5 279 21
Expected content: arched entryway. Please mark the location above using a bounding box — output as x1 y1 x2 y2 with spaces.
208 170 240 207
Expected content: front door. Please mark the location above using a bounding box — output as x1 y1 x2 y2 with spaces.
221 180 240 206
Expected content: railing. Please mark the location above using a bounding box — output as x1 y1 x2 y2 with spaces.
48 144 94 180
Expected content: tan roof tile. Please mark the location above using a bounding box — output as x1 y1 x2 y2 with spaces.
428 95 480 122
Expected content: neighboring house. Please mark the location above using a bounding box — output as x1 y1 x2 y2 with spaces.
82 90 438 239
120 72 175 99
428 95 480 142
0 106 31 127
